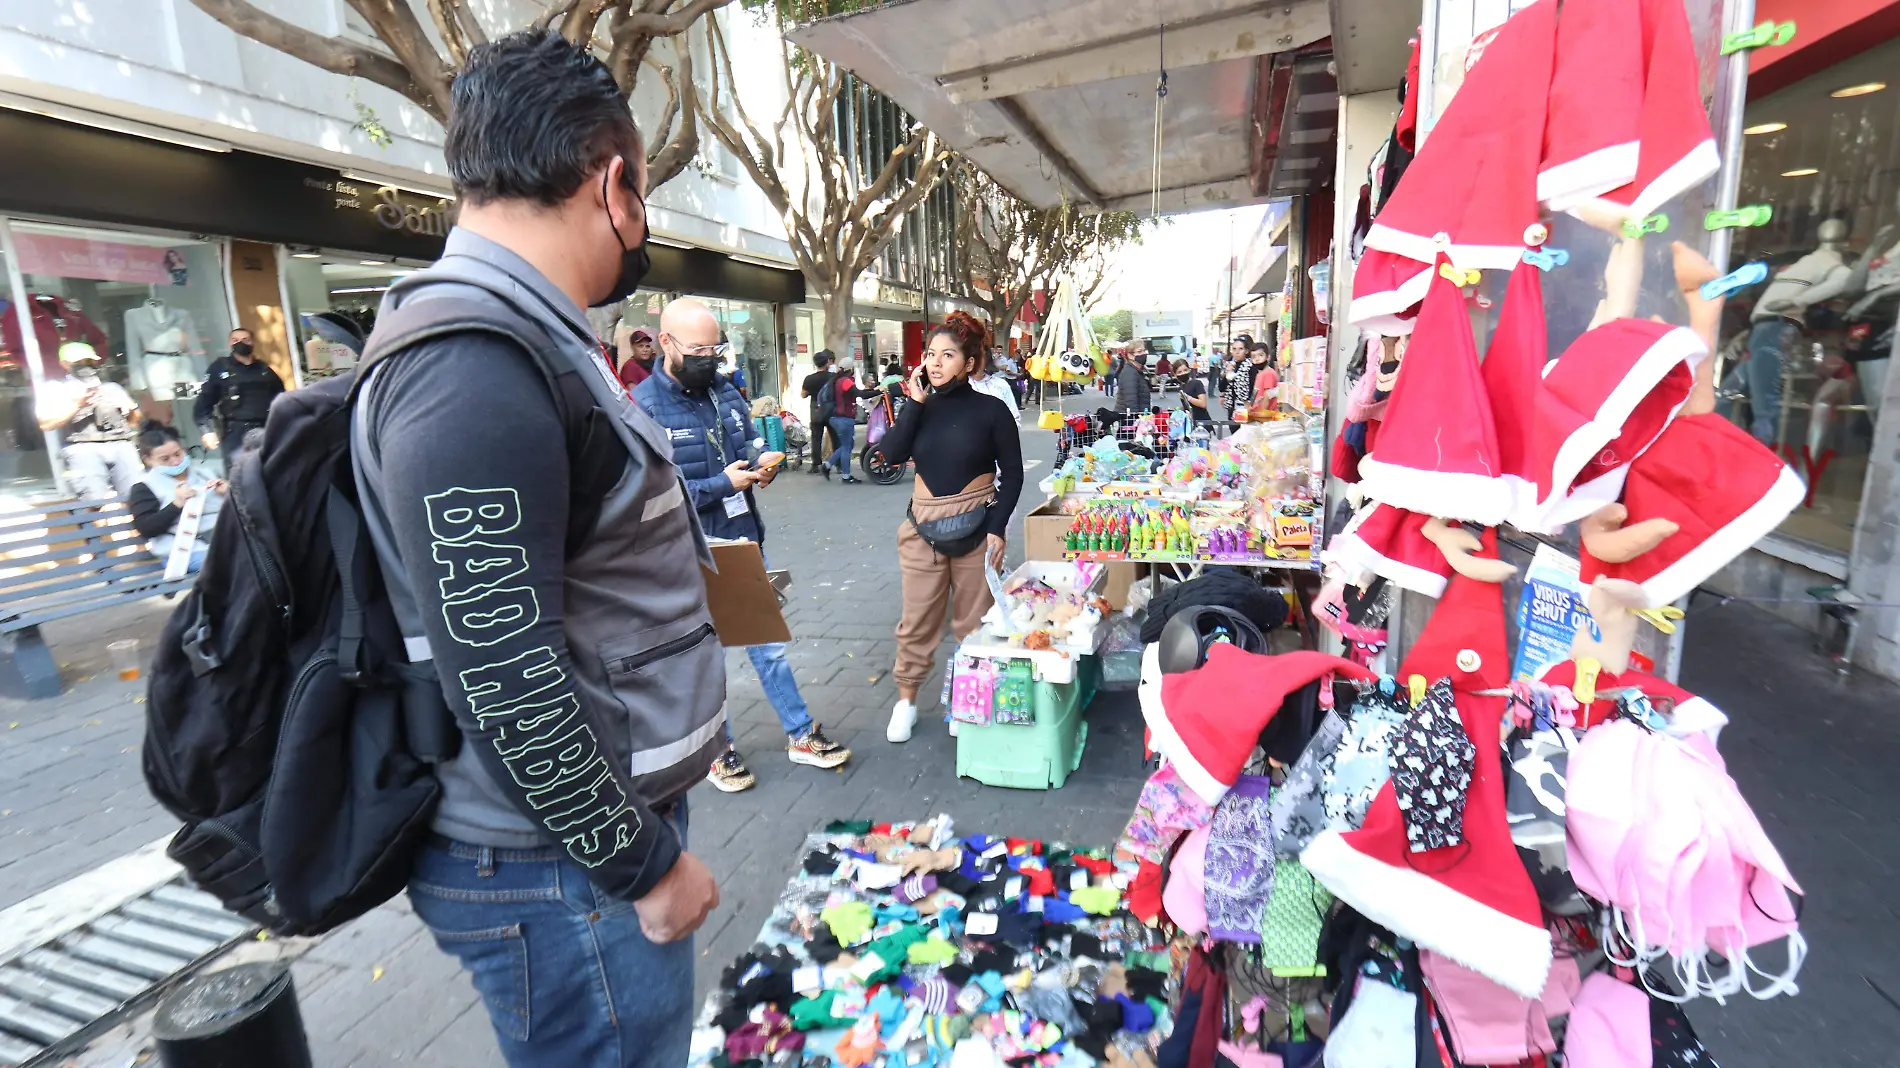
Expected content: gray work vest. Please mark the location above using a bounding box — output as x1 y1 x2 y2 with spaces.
352 246 725 835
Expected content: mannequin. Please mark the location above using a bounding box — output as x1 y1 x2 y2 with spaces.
1721 219 1852 445
123 297 205 438
1840 192 1900 418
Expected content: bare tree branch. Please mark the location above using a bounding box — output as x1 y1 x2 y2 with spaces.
426 0 472 66
643 30 700 190
185 0 441 119
614 0 730 41
344 0 455 114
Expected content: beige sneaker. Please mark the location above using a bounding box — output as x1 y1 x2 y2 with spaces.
788 725 851 769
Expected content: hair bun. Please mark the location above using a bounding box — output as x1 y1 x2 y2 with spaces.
942 310 994 351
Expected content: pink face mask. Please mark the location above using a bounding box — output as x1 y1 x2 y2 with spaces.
1163 824 1211 936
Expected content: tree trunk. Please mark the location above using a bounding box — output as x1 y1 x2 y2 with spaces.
996 308 1019 356
821 283 856 373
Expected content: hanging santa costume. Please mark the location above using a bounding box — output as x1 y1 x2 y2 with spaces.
1579 413 1804 607
1522 319 1709 531
1356 261 1515 525
1348 0 1558 332
1303 530 1554 998
1481 260 1552 529
1325 502 1453 598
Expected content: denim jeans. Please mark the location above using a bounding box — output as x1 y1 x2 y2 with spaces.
1721 319 1797 445
408 801 695 1068
725 549 813 745
827 415 857 473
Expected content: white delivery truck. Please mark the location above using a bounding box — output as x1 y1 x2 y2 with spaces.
1132 310 1198 388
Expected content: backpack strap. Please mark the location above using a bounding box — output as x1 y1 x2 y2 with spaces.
326 484 371 683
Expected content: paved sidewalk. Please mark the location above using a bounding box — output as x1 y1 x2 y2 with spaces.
2 388 1896 1066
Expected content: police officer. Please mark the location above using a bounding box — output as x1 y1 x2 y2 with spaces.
194 328 285 460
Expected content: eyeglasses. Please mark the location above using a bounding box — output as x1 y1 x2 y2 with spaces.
674 341 730 358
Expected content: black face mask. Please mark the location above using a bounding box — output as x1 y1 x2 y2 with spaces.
231 341 254 358
676 353 719 392
592 165 651 308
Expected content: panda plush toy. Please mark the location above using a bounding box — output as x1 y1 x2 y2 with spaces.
1058 349 1094 381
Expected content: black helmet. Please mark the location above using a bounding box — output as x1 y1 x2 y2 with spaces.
1157 604 1267 675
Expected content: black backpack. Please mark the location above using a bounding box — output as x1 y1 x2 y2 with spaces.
143 295 623 935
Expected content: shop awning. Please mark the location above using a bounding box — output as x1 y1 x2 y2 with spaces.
785 0 1336 214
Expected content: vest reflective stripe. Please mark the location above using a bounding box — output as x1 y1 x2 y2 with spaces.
628 706 728 776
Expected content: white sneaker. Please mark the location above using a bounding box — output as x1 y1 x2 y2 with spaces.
887 699 918 742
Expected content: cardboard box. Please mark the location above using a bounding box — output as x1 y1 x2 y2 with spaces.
1022 497 1140 610
701 541 792 647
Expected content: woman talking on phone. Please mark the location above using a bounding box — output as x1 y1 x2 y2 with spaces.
876 312 1025 742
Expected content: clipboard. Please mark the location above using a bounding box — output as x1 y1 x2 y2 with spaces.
701 541 792 647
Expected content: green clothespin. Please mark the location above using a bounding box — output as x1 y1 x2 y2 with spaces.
1706 204 1773 230
1621 213 1669 239
1721 20 1796 55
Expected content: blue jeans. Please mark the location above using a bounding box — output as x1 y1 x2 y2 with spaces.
1722 319 1797 445
408 802 695 1068
725 549 813 745
827 415 857 473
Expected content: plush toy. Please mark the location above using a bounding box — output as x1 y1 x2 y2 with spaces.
1065 603 1106 648
1059 349 1094 381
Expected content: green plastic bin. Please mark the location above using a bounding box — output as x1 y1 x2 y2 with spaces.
956 654 1100 789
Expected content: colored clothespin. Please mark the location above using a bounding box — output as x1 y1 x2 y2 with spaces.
1438 262 1482 287
1378 675 1397 697
1407 674 1428 706
1721 19 1796 55
1706 205 1773 230
1522 247 1570 271
1621 214 1670 239
1633 605 1686 635
1699 261 1769 300
1573 657 1601 705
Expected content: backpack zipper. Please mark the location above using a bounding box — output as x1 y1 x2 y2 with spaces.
258 651 336 835
607 623 716 675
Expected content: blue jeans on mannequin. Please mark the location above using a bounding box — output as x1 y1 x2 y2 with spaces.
408 801 695 1068
827 415 857 474
1720 319 1798 445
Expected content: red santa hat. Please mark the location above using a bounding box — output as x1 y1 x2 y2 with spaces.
1563 0 1720 219
1324 502 1451 598
1361 0 1558 274
1147 645 1374 806
1535 659 1731 743
1303 529 1555 998
1579 413 1803 607
1521 319 1707 532
1538 0 1644 207
1481 262 1551 529
1347 248 1433 336
1357 262 1515 525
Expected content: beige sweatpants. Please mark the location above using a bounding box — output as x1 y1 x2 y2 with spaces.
894 519 994 690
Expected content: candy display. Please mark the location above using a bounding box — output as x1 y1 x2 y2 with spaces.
693 818 1178 1068
1056 498 1312 564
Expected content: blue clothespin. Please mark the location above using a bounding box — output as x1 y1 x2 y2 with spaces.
1522 247 1570 271
1378 675 1396 698
1699 261 1769 300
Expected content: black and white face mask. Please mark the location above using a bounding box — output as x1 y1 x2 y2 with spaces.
1389 677 1477 853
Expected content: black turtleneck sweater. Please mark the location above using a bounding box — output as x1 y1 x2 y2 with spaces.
876 379 1024 536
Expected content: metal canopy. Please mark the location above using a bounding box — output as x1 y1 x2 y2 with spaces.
786 0 1333 214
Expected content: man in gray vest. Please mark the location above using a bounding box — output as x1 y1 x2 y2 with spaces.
350 31 721 1068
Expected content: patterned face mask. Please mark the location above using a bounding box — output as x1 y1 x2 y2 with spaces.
1388 678 1477 854
1323 682 1411 830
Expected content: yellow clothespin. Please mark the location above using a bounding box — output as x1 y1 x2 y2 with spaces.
1573 657 1601 705
1438 262 1482 287
1407 674 1428 706
1633 605 1686 635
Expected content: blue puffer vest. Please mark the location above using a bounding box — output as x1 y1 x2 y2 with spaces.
632 368 766 544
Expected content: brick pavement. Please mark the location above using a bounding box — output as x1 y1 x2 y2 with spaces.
2 389 1895 1066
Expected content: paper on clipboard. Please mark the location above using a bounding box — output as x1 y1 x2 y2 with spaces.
163 494 207 582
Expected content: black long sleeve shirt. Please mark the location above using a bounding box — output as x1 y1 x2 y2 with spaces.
875 379 1024 536
195 356 286 427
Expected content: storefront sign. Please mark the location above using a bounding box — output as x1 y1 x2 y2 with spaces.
13 232 177 285
878 282 924 311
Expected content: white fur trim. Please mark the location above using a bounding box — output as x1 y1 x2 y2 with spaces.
1569 140 1722 222
1365 225 1529 273
1539 142 1642 210
1302 830 1554 998
1325 528 1449 598
1137 645 1231 807
1357 458 1515 527
1526 326 1705 527
1637 465 1804 608
1347 266 1432 335
1666 696 1728 745
1532 466 1631 533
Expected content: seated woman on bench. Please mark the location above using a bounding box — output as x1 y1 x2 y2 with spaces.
126 425 225 575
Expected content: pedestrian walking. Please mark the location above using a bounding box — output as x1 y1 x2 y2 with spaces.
36 342 142 498
802 349 838 471
969 347 1020 420
875 312 1024 743
824 362 880 483
633 298 851 793
1109 349 1151 412
349 31 720 1068
194 327 285 461
126 424 223 574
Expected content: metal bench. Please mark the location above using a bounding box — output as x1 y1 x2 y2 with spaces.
0 500 192 698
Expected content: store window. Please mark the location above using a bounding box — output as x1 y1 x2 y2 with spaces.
2 220 232 496
1727 39 1900 553
696 297 780 401
282 253 428 381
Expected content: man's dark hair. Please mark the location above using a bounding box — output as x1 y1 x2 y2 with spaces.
446 30 644 207
814 349 835 368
